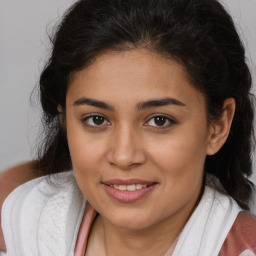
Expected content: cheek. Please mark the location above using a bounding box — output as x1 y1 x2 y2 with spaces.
69 138 100 172
147 129 208 180
66 125 105 204
148 135 206 214
66 117 103 176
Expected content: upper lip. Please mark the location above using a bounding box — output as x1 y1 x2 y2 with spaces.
102 179 156 186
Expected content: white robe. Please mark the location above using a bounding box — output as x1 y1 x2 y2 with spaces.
0 171 241 256
1 172 86 256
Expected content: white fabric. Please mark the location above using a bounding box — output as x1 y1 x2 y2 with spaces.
172 186 241 256
0 171 86 256
1 172 241 256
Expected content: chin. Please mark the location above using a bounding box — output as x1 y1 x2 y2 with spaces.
105 210 155 231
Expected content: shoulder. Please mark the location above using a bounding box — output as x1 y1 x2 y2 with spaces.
1 169 86 255
0 161 38 252
0 161 38 204
219 211 256 256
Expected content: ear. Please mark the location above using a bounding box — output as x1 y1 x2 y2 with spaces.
57 105 63 113
206 98 235 155
57 105 64 126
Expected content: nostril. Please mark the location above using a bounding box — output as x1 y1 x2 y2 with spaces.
106 135 147 169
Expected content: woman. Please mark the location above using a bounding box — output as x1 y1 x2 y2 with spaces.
1 0 256 255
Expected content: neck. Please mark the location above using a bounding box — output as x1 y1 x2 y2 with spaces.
100 187 203 256
86 185 203 256
100 208 189 256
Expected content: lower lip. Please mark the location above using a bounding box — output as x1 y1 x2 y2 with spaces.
104 184 156 203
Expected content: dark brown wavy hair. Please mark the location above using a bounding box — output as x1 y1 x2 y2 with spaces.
36 0 255 210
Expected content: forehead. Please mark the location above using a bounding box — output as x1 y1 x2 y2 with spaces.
67 48 205 109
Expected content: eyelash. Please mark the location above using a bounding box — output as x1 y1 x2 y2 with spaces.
81 114 177 129
144 114 177 129
81 114 110 128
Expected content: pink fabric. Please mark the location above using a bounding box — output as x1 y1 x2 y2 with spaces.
74 204 256 255
74 203 97 256
218 212 256 256
74 203 179 255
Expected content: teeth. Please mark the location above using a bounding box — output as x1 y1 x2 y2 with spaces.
127 184 136 191
118 185 127 191
110 184 149 191
136 184 142 190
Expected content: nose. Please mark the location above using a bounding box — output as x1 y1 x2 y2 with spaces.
107 125 147 170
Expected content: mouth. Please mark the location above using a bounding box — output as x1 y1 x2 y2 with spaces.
108 183 150 191
102 179 157 203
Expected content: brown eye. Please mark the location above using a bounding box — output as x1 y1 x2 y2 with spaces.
146 115 176 128
92 116 105 125
154 116 167 126
83 115 110 127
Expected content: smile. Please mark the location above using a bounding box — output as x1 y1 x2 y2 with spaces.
109 184 148 191
102 179 157 203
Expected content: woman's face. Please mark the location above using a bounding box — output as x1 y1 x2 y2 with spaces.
65 49 213 231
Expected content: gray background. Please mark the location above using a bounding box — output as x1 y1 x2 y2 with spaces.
0 1 255 210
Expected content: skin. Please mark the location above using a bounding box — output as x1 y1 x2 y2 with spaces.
64 48 235 256
0 48 234 254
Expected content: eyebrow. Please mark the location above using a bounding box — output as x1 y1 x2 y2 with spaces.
136 97 186 110
73 97 114 110
73 97 185 111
